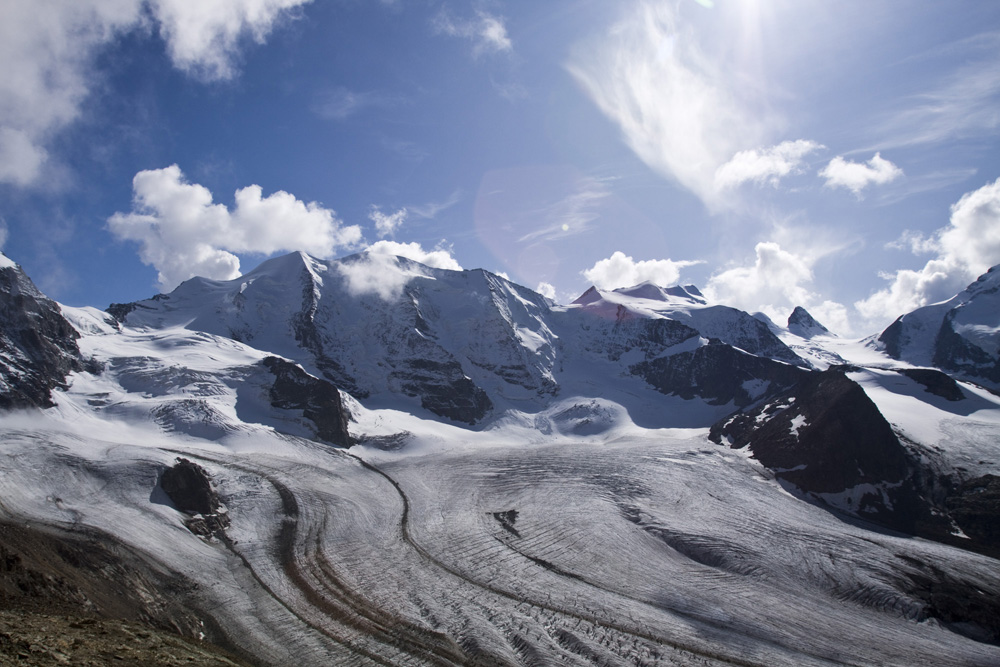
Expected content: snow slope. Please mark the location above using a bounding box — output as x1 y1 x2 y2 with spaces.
0 252 998 664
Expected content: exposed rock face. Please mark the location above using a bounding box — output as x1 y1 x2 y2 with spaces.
896 368 966 401
897 556 1000 645
263 356 353 446
0 261 83 409
710 368 1000 556
712 369 909 489
632 340 809 407
391 357 493 424
160 458 229 536
709 369 937 534
946 475 1000 551
787 306 831 339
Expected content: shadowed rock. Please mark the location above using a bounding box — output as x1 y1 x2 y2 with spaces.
0 260 83 409
264 356 353 446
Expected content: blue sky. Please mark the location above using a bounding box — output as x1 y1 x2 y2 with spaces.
1 0 999 335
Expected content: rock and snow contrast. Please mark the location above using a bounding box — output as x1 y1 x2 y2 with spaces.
1 249 999 665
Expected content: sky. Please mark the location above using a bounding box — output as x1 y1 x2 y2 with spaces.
1 0 999 336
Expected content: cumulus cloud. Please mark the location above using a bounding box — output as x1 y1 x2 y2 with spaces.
365 239 463 271
582 251 701 290
368 206 408 238
149 0 312 81
704 241 851 335
819 152 903 196
535 282 556 300
715 140 824 189
0 0 309 187
433 9 512 56
337 240 463 301
108 164 361 290
856 178 1000 324
567 2 773 209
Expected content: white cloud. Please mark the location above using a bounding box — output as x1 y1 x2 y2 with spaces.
704 241 851 335
365 240 463 271
857 178 1000 324
433 9 512 56
535 282 556 300
0 127 49 187
108 164 361 290
336 240 463 301
715 140 824 189
566 2 774 209
819 152 903 196
582 251 701 290
0 0 308 187
368 206 408 238
149 0 312 81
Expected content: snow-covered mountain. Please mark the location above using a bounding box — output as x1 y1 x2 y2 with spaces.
109 251 816 425
787 305 832 339
877 266 1000 388
1 249 1000 666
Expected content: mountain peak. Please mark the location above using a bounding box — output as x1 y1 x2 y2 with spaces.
787 306 832 339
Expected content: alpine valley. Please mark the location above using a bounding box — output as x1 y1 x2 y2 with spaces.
1 248 999 666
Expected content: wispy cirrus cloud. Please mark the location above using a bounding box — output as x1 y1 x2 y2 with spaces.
312 87 402 121
409 190 461 219
518 177 612 243
567 1 777 210
433 8 512 56
876 33 1000 149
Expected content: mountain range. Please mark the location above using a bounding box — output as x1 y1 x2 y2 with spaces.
1 249 998 666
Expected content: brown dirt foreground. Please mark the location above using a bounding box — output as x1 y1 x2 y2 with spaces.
0 520 254 667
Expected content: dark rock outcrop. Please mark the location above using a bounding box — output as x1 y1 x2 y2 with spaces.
711 369 910 492
633 340 809 407
896 368 966 402
0 261 83 409
709 369 941 535
897 555 1000 645
160 458 229 536
392 357 493 424
263 356 353 446
710 368 1000 555
946 475 1000 551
